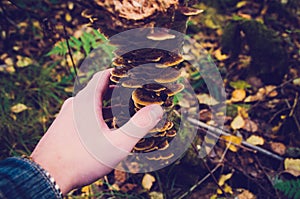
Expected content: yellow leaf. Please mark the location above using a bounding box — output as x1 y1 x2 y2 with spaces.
221 135 242 152
284 158 300 177
237 106 249 119
223 183 233 194
65 13 72 22
64 86 74 93
11 103 28 113
81 185 91 196
293 78 300 86
16 56 33 67
246 135 264 146
218 173 233 186
210 194 218 199
149 191 164 199
4 57 13 66
236 1 248 8
142 174 155 191
231 115 245 130
231 89 246 102
214 48 229 61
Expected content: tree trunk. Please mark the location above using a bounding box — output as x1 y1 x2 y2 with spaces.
81 0 201 171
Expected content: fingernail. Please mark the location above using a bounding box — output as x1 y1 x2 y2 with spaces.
150 104 163 120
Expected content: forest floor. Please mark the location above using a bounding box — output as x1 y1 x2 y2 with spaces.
0 1 300 198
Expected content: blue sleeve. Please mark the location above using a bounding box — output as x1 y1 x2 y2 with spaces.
0 157 63 199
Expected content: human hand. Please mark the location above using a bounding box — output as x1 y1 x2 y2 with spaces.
30 69 163 195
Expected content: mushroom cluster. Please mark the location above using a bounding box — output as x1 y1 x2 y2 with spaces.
109 47 185 161
80 0 202 165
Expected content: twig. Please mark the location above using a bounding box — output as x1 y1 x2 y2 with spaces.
177 164 221 199
63 25 81 87
187 117 284 161
177 138 230 199
285 92 300 133
254 156 281 199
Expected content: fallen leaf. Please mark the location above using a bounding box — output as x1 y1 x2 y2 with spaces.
293 78 300 86
242 119 258 132
114 169 127 184
197 94 219 106
231 89 246 102
236 1 248 8
142 174 156 191
214 48 228 61
231 115 245 130
229 80 251 89
16 55 33 67
81 185 92 196
270 142 286 155
265 85 278 97
284 158 300 177
218 173 233 186
246 135 264 146
237 189 256 199
11 103 28 113
237 106 249 119
149 191 164 199
120 183 137 192
221 135 243 152
64 86 74 93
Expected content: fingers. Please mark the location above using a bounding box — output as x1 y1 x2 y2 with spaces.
111 104 163 152
74 69 112 130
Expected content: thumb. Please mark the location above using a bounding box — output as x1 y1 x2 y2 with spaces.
114 104 163 151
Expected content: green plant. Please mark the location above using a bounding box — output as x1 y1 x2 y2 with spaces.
46 29 115 60
274 179 300 199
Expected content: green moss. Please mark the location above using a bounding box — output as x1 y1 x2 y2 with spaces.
221 19 288 84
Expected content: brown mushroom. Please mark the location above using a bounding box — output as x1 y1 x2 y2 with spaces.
166 129 177 137
134 139 155 151
149 121 174 133
110 75 120 83
132 88 164 106
179 7 204 16
143 83 166 92
163 83 184 96
147 31 176 41
154 69 181 83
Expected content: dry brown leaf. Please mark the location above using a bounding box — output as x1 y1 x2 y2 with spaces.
237 189 256 199
246 135 264 146
221 135 243 152
114 169 127 184
284 158 300 177
270 142 286 155
231 115 245 130
120 183 137 192
231 89 246 102
142 174 156 191
265 85 278 97
242 119 258 132
11 103 28 113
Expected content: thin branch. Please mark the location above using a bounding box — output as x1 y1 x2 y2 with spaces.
187 117 284 161
63 25 81 87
